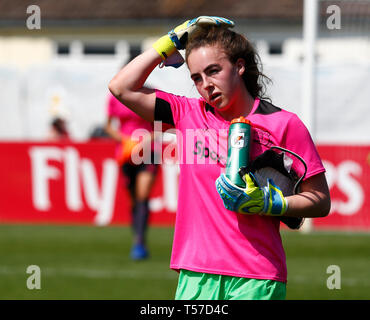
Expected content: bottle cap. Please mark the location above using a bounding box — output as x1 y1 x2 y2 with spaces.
230 117 251 125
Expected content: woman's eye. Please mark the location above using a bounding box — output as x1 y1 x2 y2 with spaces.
192 76 201 83
209 68 219 75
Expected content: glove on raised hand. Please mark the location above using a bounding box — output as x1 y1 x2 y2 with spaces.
152 16 234 68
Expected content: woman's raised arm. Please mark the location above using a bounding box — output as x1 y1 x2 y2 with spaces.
108 48 161 122
108 17 234 122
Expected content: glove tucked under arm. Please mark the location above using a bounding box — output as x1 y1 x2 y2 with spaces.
215 173 288 216
152 16 234 68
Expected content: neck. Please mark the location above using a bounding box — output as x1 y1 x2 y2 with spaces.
217 89 256 122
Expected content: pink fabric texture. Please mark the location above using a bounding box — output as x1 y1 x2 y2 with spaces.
107 94 153 136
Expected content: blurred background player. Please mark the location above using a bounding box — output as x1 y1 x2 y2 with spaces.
48 117 70 141
47 94 71 141
104 90 158 260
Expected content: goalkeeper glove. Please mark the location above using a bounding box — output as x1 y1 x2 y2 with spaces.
152 16 234 68
215 172 288 216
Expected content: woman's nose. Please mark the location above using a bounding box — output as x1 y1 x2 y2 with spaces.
203 77 213 90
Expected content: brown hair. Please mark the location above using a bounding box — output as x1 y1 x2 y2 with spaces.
185 26 271 99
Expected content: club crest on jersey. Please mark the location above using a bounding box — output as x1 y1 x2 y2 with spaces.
230 132 247 148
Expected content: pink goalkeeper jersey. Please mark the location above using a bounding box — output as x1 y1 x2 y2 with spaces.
107 93 153 136
156 90 325 283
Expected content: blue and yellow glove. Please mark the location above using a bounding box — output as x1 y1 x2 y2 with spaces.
215 172 288 216
152 16 234 68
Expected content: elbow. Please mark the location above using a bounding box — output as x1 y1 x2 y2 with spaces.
108 78 132 106
108 78 121 98
319 195 331 218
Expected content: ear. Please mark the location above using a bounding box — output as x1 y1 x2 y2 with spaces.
236 58 246 76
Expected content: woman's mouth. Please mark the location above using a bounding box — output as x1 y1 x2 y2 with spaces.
209 93 221 103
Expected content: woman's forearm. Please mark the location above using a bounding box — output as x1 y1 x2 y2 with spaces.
284 173 331 218
109 48 161 94
285 191 331 218
108 48 162 121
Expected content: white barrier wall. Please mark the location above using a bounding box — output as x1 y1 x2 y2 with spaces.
0 58 369 143
265 60 370 143
0 67 23 139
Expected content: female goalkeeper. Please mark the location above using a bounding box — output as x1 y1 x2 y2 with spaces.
108 17 330 300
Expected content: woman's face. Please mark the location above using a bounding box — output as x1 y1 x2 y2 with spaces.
187 45 245 112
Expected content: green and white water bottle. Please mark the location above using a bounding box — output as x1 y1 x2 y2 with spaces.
225 117 252 188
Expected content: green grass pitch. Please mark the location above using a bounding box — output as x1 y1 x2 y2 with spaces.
0 224 369 300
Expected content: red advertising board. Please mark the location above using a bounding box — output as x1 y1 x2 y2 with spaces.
0 142 369 230
0 141 176 226
315 145 370 230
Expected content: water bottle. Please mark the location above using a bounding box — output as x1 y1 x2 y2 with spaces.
225 117 252 188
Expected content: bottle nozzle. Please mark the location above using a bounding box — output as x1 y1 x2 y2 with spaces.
230 117 251 125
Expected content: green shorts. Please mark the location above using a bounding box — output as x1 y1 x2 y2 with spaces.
175 269 286 300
